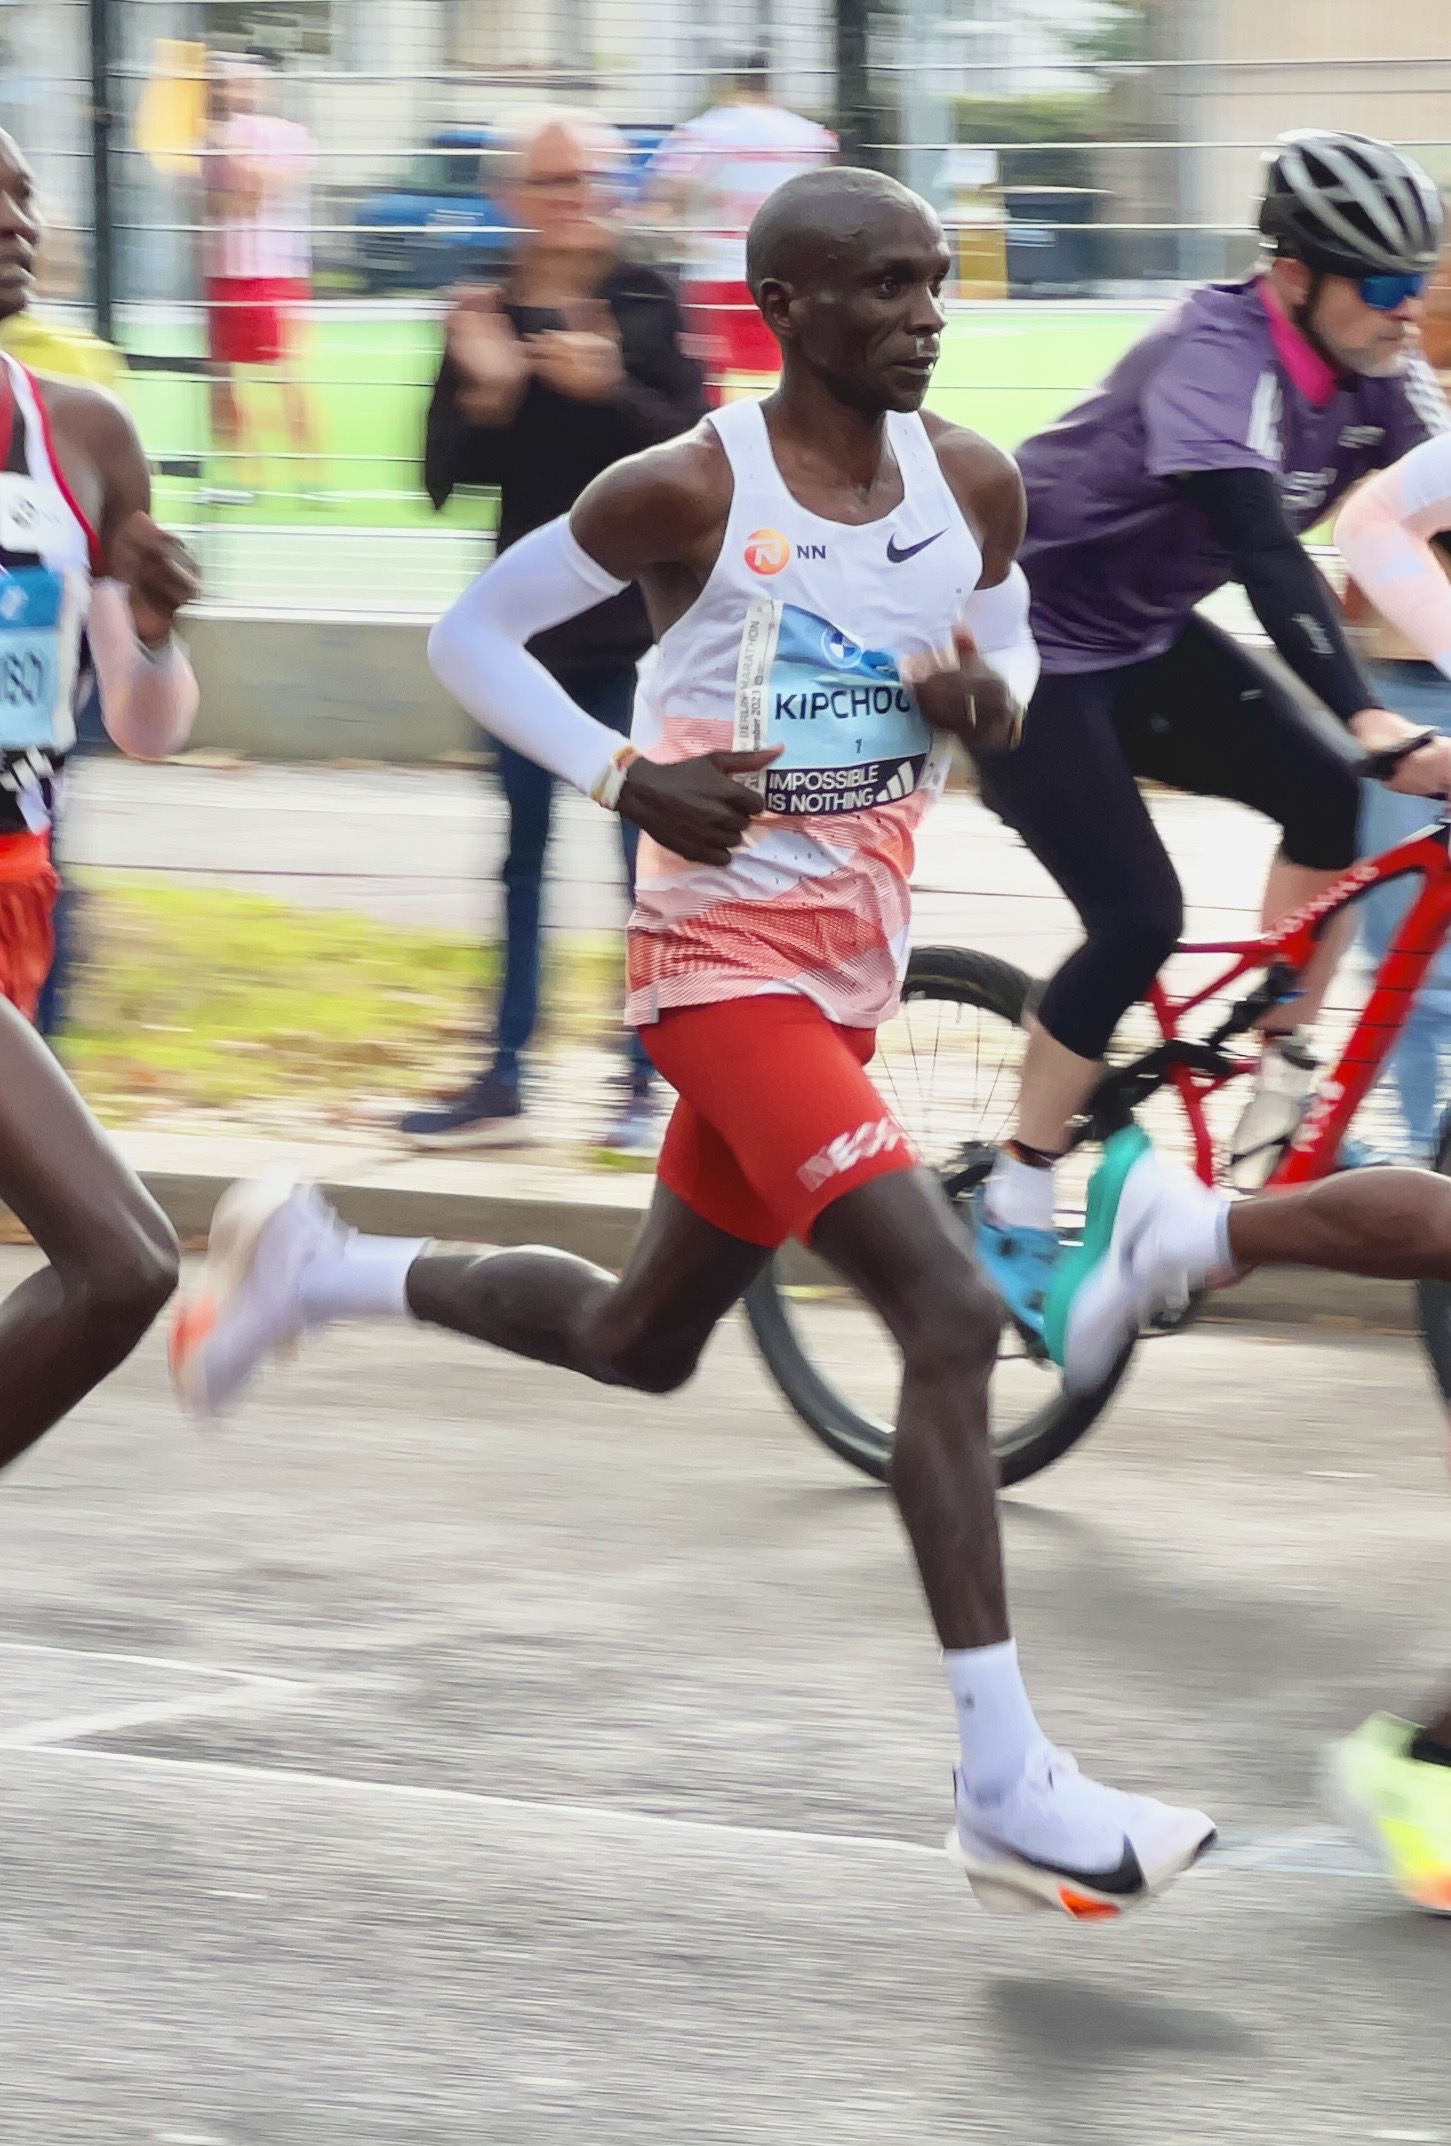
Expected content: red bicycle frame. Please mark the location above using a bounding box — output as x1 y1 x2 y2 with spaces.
1143 814 1451 1187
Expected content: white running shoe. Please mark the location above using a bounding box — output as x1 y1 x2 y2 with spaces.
948 1746 1217 1919
1227 1033 1318 1191
1044 1127 1229 1396
170 1175 342 1418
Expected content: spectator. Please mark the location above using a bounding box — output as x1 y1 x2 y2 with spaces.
1346 263 1451 1156
201 50 321 505
410 107 706 1155
645 49 835 403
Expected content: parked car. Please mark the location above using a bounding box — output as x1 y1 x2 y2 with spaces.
351 124 670 294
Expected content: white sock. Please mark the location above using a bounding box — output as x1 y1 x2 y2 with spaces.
297 1233 428 1325
984 1150 1056 1231
944 1638 1046 1801
1160 1180 1236 1284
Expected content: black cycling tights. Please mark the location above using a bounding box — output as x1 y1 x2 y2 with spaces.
979 614 1360 1062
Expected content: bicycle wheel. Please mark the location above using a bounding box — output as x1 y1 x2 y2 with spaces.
1416 1107 1451 1406
745 945 1136 1488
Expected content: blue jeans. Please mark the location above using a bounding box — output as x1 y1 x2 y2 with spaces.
491 663 651 1089
1357 661 1451 1157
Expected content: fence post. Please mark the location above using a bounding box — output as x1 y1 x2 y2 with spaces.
834 0 876 169
88 0 117 343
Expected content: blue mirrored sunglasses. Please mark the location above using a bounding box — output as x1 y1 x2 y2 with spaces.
1359 271 1428 310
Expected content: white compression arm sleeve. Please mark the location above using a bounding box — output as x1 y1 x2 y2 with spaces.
959 564 1039 709
427 517 635 797
87 578 200 760
1335 435 1451 679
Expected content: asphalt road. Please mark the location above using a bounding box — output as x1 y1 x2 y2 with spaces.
0 1249 1447 2143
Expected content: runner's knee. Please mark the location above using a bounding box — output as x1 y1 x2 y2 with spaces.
583 1303 705 1393
899 1269 1002 1381
74 1202 180 1335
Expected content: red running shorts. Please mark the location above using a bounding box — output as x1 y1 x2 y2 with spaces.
642 994 917 1249
206 277 309 367
0 831 58 1024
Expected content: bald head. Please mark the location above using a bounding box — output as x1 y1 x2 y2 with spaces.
744 166 950 416
502 107 624 188
746 167 938 298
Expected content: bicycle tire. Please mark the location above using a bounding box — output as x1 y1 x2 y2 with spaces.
1416 1107 1451 1406
745 944 1137 1488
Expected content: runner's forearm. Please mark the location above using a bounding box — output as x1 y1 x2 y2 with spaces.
426 517 632 797
959 564 1039 710
88 580 199 760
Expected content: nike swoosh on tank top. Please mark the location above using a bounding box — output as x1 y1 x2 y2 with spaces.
627 395 982 1029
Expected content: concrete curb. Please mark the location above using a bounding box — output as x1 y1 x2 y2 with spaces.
137 1169 1420 1337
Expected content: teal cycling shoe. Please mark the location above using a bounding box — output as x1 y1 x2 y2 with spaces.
969 1190 1062 1336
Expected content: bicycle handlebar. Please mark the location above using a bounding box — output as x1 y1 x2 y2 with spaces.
1357 728 1440 782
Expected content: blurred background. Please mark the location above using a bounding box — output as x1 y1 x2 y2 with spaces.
12 0 1451 616
2 1 1449 1151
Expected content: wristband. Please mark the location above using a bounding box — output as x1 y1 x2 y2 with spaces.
590 741 640 811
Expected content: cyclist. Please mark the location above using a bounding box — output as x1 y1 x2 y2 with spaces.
171 168 1225 1924
974 130 1451 1332
0 129 199 1465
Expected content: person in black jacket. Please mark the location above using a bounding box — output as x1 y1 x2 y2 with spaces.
410 108 706 1153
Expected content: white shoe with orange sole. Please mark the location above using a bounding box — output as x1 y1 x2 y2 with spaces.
170 1174 341 1418
948 1745 1216 1919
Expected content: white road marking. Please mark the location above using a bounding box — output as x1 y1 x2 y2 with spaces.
36 1743 950 1860
0 1640 307 1750
20 1743 1394 1885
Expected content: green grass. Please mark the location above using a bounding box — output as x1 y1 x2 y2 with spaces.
122 306 1155 532
63 877 620 1118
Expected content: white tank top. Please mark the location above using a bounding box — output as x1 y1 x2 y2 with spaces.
627 395 982 1029
0 354 96 834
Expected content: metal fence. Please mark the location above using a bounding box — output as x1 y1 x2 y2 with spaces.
2 0 1450 614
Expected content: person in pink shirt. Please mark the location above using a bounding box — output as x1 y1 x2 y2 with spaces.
646 51 835 404
202 51 321 504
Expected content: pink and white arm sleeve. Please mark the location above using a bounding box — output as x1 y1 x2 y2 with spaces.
1335 433 1451 678
427 516 635 798
87 579 200 760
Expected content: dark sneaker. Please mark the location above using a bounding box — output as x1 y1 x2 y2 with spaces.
397 1075 525 1150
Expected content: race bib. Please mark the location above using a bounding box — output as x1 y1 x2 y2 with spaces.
733 599 932 816
0 562 82 754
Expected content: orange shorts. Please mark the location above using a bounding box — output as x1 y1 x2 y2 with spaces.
642 995 916 1249
0 831 58 1024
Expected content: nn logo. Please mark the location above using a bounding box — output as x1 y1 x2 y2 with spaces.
797 542 827 561
743 528 790 575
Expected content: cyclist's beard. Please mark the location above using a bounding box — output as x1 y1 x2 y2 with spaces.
1296 275 1405 380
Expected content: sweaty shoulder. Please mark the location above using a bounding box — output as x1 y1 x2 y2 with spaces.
919 412 1025 583
570 417 732 580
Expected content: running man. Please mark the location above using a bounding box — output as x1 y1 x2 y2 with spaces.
173 167 1224 1923
974 130 1451 1334
0 130 199 1458
1043 1123 1451 1914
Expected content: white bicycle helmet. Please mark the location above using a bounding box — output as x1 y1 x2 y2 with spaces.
1258 129 1444 278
